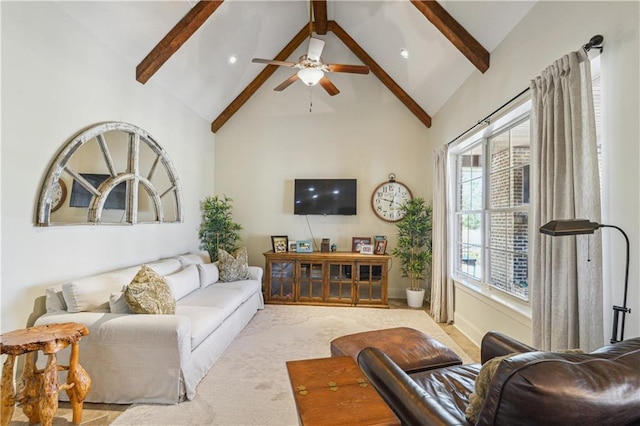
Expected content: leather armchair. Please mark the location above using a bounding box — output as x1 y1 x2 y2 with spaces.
358 331 640 426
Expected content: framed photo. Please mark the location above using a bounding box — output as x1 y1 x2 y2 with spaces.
271 235 288 253
296 240 313 253
374 239 388 255
352 237 372 252
288 240 297 252
360 244 374 255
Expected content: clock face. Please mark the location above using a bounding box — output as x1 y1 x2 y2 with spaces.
51 180 67 213
371 181 413 222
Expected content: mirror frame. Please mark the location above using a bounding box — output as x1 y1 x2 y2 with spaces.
36 122 184 226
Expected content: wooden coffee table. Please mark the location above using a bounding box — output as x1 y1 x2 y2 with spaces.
286 356 400 426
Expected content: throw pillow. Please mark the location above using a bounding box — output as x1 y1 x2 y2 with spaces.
165 264 200 300
109 291 132 314
218 247 250 282
465 353 517 424
124 265 176 314
197 263 220 288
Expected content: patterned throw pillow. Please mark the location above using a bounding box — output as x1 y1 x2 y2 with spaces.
218 247 251 282
465 353 515 423
124 265 176 314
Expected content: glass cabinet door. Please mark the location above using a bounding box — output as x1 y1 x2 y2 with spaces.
297 261 324 302
326 263 354 304
357 263 385 304
269 260 296 301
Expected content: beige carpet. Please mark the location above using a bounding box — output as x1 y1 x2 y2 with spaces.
113 304 473 426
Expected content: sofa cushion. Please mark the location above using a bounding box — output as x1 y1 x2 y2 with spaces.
214 279 262 302
165 265 200 300
175 305 227 350
466 348 585 423
218 247 250 282
146 258 183 276
177 252 210 267
197 263 219 288
62 272 129 313
46 286 67 312
125 265 176 314
109 292 131 313
178 286 248 318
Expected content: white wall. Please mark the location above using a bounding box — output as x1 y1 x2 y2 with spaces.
1 2 215 333
214 31 431 299
428 1 640 345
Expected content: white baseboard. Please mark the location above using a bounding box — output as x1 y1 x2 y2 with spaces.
453 311 485 347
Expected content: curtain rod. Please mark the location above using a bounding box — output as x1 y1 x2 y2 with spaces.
447 34 604 146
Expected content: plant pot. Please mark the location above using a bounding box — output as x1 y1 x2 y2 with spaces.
406 288 425 308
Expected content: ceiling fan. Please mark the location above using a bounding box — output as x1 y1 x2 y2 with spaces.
251 4 369 96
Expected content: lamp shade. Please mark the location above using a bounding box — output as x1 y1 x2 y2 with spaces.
297 67 324 86
539 219 600 236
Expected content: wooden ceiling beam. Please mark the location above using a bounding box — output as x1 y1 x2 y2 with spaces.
312 0 328 35
328 20 431 128
136 1 225 84
410 0 489 73
211 24 310 133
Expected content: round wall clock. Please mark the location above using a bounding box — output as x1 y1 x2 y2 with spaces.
371 173 413 222
51 180 67 213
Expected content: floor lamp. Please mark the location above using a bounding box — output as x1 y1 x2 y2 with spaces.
540 219 631 343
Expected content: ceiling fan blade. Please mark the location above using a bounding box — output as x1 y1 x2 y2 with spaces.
319 76 340 96
326 64 370 75
307 38 325 62
274 73 299 91
252 58 296 67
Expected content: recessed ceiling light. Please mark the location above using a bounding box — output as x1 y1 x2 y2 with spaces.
400 48 409 59
228 54 238 65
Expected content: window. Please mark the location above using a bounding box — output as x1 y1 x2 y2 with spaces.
452 56 600 305
454 108 531 301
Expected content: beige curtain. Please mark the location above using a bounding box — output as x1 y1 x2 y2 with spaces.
530 49 603 351
431 144 453 323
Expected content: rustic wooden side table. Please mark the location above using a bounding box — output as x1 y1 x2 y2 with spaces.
286 356 400 426
1 322 91 426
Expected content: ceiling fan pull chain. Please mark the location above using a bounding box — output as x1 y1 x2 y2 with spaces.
309 87 313 113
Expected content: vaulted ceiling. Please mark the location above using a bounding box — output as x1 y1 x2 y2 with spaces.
55 1 536 133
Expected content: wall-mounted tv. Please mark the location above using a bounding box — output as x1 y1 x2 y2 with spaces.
69 173 126 210
294 178 357 216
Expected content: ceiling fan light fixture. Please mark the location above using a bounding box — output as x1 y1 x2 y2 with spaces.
297 67 324 86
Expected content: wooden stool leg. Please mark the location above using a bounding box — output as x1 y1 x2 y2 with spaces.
66 341 91 424
16 352 42 423
38 354 59 426
1 355 16 426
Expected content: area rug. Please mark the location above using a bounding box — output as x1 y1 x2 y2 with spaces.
113 304 474 426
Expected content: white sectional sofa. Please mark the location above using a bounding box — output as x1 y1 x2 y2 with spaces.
34 252 264 404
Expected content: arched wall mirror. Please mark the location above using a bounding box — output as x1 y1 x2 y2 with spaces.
36 122 184 226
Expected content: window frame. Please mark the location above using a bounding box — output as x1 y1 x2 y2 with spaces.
450 100 532 310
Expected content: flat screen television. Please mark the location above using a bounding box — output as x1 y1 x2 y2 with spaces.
294 178 357 216
69 173 127 210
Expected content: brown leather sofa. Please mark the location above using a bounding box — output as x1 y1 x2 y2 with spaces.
358 331 640 426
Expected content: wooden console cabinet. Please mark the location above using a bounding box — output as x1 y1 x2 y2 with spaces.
264 251 391 307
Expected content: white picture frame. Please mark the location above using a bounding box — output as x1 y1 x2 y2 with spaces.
360 244 374 255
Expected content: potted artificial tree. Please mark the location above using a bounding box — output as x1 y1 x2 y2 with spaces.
391 197 433 308
198 195 243 262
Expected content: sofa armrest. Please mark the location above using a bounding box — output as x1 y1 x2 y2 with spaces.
34 311 194 403
248 266 263 283
358 347 469 426
480 331 535 364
